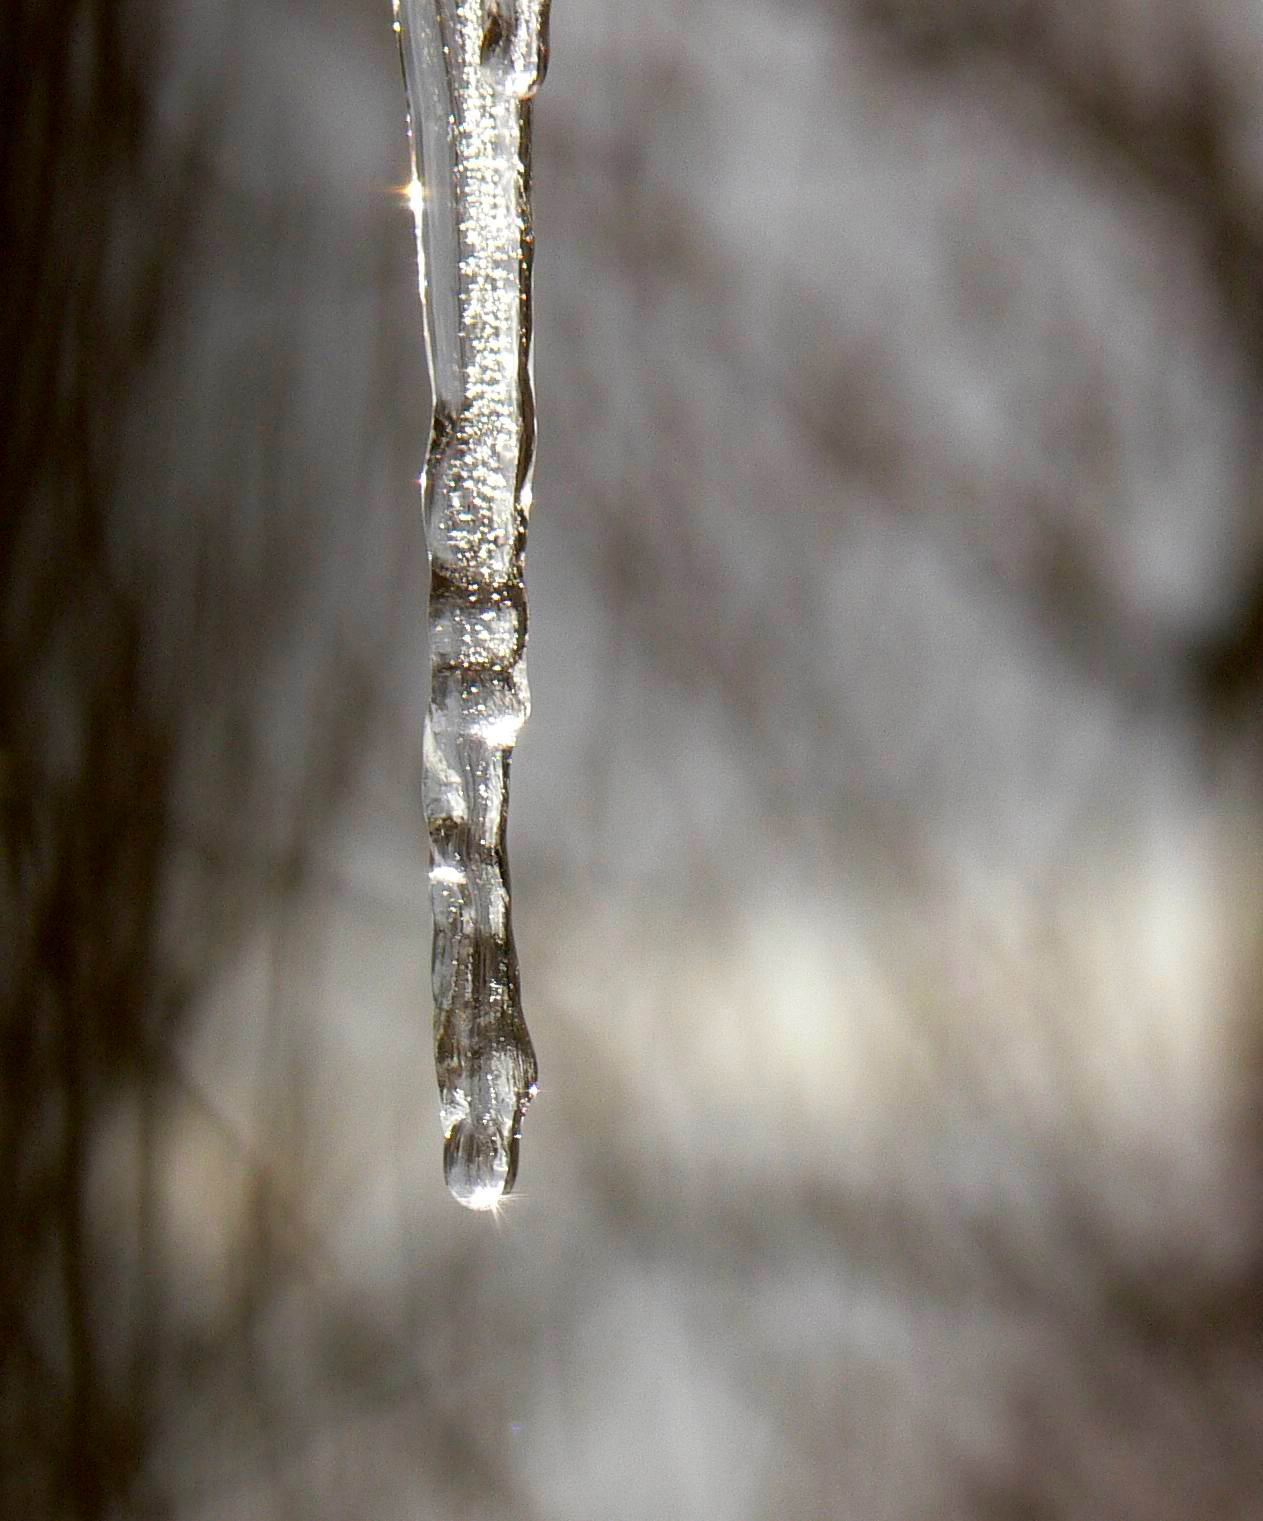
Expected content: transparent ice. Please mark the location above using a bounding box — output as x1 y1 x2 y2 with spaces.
394 0 548 1210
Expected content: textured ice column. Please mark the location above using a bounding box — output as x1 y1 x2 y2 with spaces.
395 0 548 1210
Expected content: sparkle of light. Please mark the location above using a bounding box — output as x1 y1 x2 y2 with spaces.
402 176 426 220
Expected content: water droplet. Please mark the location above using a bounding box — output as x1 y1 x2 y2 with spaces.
443 1115 520 1210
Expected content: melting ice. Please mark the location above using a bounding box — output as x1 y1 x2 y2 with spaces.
394 0 549 1209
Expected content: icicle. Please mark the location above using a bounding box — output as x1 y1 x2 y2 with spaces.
394 0 549 1210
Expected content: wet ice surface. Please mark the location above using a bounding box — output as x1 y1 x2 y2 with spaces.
395 0 549 1208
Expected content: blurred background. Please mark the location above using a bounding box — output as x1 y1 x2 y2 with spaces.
6 0 1263 1515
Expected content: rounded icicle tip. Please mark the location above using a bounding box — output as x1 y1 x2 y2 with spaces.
443 1115 521 1211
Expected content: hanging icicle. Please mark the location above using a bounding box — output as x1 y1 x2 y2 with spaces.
394 0 549 1210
